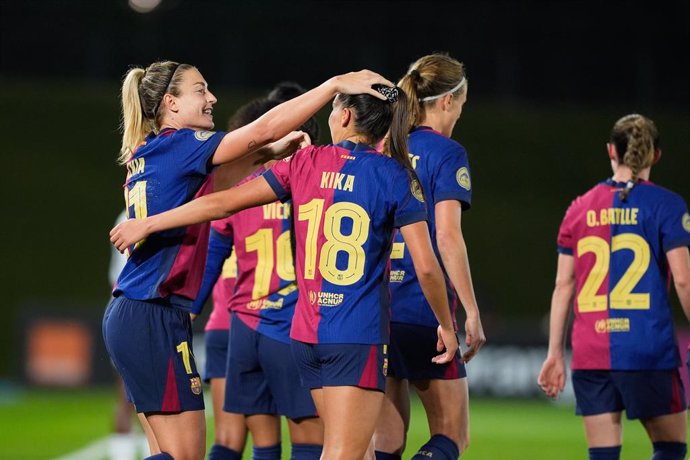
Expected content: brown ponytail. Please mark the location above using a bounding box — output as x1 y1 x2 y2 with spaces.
398 53 467 133
610 114 659 201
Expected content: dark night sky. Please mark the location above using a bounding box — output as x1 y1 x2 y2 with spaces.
2 0 689 110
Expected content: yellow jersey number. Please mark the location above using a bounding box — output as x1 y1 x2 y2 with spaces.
298 199 370 286
123 181 148 254
245 228 295 300
576 233 651 312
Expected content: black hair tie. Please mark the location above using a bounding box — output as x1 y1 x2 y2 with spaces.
373 84 399 103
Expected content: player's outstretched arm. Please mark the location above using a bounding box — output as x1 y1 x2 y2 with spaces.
400 220 459 364
211 70 394 166
435 200 486 363
667 246 690 322
110 177 277 253
537 254 575 400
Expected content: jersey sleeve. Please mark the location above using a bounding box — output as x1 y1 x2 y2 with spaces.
658 195 690 252
177 129 225 176
263 147 314 201
393 167 428 228
191 226 234 314
557 200 578 255
431 143 472 210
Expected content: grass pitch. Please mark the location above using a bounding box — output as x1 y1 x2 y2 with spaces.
0 387 655 459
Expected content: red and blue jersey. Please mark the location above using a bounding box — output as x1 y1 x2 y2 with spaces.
558 179 690 370
211 174 298 344
203 249 236 332
263 141 427 345
114 128 225 307
389 127 472 328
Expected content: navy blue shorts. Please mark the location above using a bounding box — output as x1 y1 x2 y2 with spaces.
572 369 687 420
103 296 204 414
224 315 316 419
291 340 387 392
204 329 229 382
387 322 466 381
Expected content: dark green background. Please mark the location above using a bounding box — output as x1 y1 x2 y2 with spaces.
2 0 689 378
2 78 688 377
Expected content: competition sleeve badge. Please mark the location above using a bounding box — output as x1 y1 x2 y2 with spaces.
411 179 425 202
194 130 215 141
456 167 471 191
683 213 690 233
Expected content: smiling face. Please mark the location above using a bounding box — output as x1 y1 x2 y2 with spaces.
161 67 217 130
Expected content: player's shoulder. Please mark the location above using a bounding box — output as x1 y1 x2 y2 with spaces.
565 182 609 213
637 181 686 203
410 127 466 155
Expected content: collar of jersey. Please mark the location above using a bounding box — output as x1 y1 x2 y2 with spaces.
413 125 443 136
335 140 378 154
605 177 650 188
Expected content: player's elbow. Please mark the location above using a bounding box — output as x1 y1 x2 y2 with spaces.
436 228 462 254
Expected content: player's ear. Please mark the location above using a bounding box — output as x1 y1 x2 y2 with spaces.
163 93 178 113
652 148 662 164
606 143 617 161
341 107 352 128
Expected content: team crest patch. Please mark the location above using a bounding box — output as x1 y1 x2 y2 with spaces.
194 130 215 141
683 213 690 233
190 377 202 395
456 167 471 191
410 179 425 202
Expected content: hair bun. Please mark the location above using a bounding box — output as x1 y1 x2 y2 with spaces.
373 84 399 103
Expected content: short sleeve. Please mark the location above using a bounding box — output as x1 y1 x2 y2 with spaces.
659 195 690 252
557 201 577 255
393 167 428 228
432 143 472 210
211 216 234 241
263 147 315 202
177 129 225 176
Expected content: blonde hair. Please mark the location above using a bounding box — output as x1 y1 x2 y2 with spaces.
118 61 193 164
398 53 466 133
610 114 659 201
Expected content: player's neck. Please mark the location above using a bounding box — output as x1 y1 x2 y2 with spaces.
419 112 451 137
611 165 651 182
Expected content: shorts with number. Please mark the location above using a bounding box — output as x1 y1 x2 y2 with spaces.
572 369 686 419
291 339 387 392
103 296 204 414
204 328 230 382
224 315 317 419
387 322 466 380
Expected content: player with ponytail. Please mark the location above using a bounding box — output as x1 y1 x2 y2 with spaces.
539 114 690 460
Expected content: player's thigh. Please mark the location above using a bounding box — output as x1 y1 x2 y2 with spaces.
374 377 410 454
146 410 206 460
641 410 688 443
321 385 385 459
582 412 623 448
210 377 247 450
286 415 324 445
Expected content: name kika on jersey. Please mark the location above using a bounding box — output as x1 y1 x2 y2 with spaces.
262 202 291 220
320 171 355 192
586 208 639 227
126 157 145 179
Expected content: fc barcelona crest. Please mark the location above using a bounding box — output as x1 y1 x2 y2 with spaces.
190 377 202 395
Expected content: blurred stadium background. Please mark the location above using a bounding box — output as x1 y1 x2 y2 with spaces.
1 1 688 458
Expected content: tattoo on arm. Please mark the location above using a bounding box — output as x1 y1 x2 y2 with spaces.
247 140 257 151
